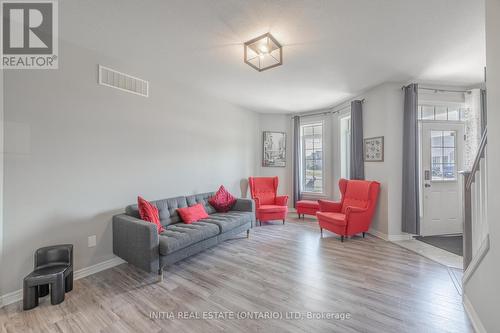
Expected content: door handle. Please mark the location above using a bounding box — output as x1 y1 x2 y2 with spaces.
424 183 431 188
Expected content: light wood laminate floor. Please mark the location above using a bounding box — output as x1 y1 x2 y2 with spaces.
0 216 472 333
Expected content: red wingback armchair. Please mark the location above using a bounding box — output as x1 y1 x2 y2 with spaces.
248 177 288 226
317 178 380 242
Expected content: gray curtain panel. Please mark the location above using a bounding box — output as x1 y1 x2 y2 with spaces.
480 89 487 133
292 116 301 207
350 100 365 180
401 83 420 234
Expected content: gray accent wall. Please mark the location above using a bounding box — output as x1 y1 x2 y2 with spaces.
1 0 258 296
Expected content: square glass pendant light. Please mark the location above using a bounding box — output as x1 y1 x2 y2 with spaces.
244 33 282 72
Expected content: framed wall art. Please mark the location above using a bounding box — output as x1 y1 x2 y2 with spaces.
364 136 384 162
262 131 286 167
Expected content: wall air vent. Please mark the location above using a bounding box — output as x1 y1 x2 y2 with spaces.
98 65 149 97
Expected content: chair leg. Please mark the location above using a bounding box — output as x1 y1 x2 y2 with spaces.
158 267 164 282
362 232 366 238
320 228 323 237
283 219 285 224
50 275 65 305
259 221 262 227
246 229 250 238
38 284 49 297
23 282 39 311
65 271 73 292
341 235 344 242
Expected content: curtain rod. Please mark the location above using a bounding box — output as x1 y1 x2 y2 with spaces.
291 99 365 119
401 85 471 94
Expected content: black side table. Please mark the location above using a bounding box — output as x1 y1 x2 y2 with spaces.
23 244 73 310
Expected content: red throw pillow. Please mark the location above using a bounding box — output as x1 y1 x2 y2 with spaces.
209 185 237 213
137 196 164 234
177 203 209 224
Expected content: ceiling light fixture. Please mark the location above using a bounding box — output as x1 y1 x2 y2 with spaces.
244 33 282 72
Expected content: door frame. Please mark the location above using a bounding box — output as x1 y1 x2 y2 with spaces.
418 120 465 236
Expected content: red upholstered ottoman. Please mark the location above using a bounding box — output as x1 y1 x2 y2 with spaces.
296 200 320 219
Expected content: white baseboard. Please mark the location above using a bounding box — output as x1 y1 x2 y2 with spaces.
0 256 125 308
463 294 487 333
368 229 412 241
368 228 389 240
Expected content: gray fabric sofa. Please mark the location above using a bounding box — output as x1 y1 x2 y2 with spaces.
112 192 255 276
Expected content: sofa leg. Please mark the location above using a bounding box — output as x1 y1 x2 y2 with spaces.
341 236 344 242
259 221 262 227
362 232 366 238
283 219 285 224
158 267 163 282
247 230 250 238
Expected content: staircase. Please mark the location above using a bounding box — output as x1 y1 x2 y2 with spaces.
462 127 490 282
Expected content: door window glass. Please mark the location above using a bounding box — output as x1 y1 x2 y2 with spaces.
430 130 457 181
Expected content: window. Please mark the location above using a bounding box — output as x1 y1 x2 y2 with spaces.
340 114 351 179
418 105 468 121
301 123 323 193
431 130 457 181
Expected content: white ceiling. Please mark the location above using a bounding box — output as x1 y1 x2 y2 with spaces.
159 0 486 113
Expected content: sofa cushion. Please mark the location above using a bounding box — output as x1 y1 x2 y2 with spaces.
296 200 320 209
137 196 164 233
316 212 347 227
201 212 253 233
177 203 209 224
126 196 189 226
159 222 220 255
208 186 237 213
257 205 288 213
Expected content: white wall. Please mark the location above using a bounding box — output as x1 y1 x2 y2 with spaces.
0 59 4 301
463 0 500 331
1 1 258 297
358 83 404 237
256 114 292 202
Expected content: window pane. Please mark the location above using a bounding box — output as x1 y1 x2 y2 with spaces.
448 108 460 121
431 131 442 147
304 177 315 192
432 163 443 180
432 148 443 163
422 106 434 120
305 161 316 171
301 123 324 193
443 164 456 180
314 158 323 170
443 148 455 163
313 125 322 136
443 131 456 147
460 108 467 121
303 126 313 136
435 106 447 120
305 149 314 159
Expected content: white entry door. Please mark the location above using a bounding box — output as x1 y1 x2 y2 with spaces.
420 122 465 236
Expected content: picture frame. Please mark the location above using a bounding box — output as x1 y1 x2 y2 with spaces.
262 131 286 167
364 136 384 162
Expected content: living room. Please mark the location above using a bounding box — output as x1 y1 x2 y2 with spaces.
1 1 499 332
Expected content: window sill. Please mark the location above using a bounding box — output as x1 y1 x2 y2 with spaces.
301 192 328 200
